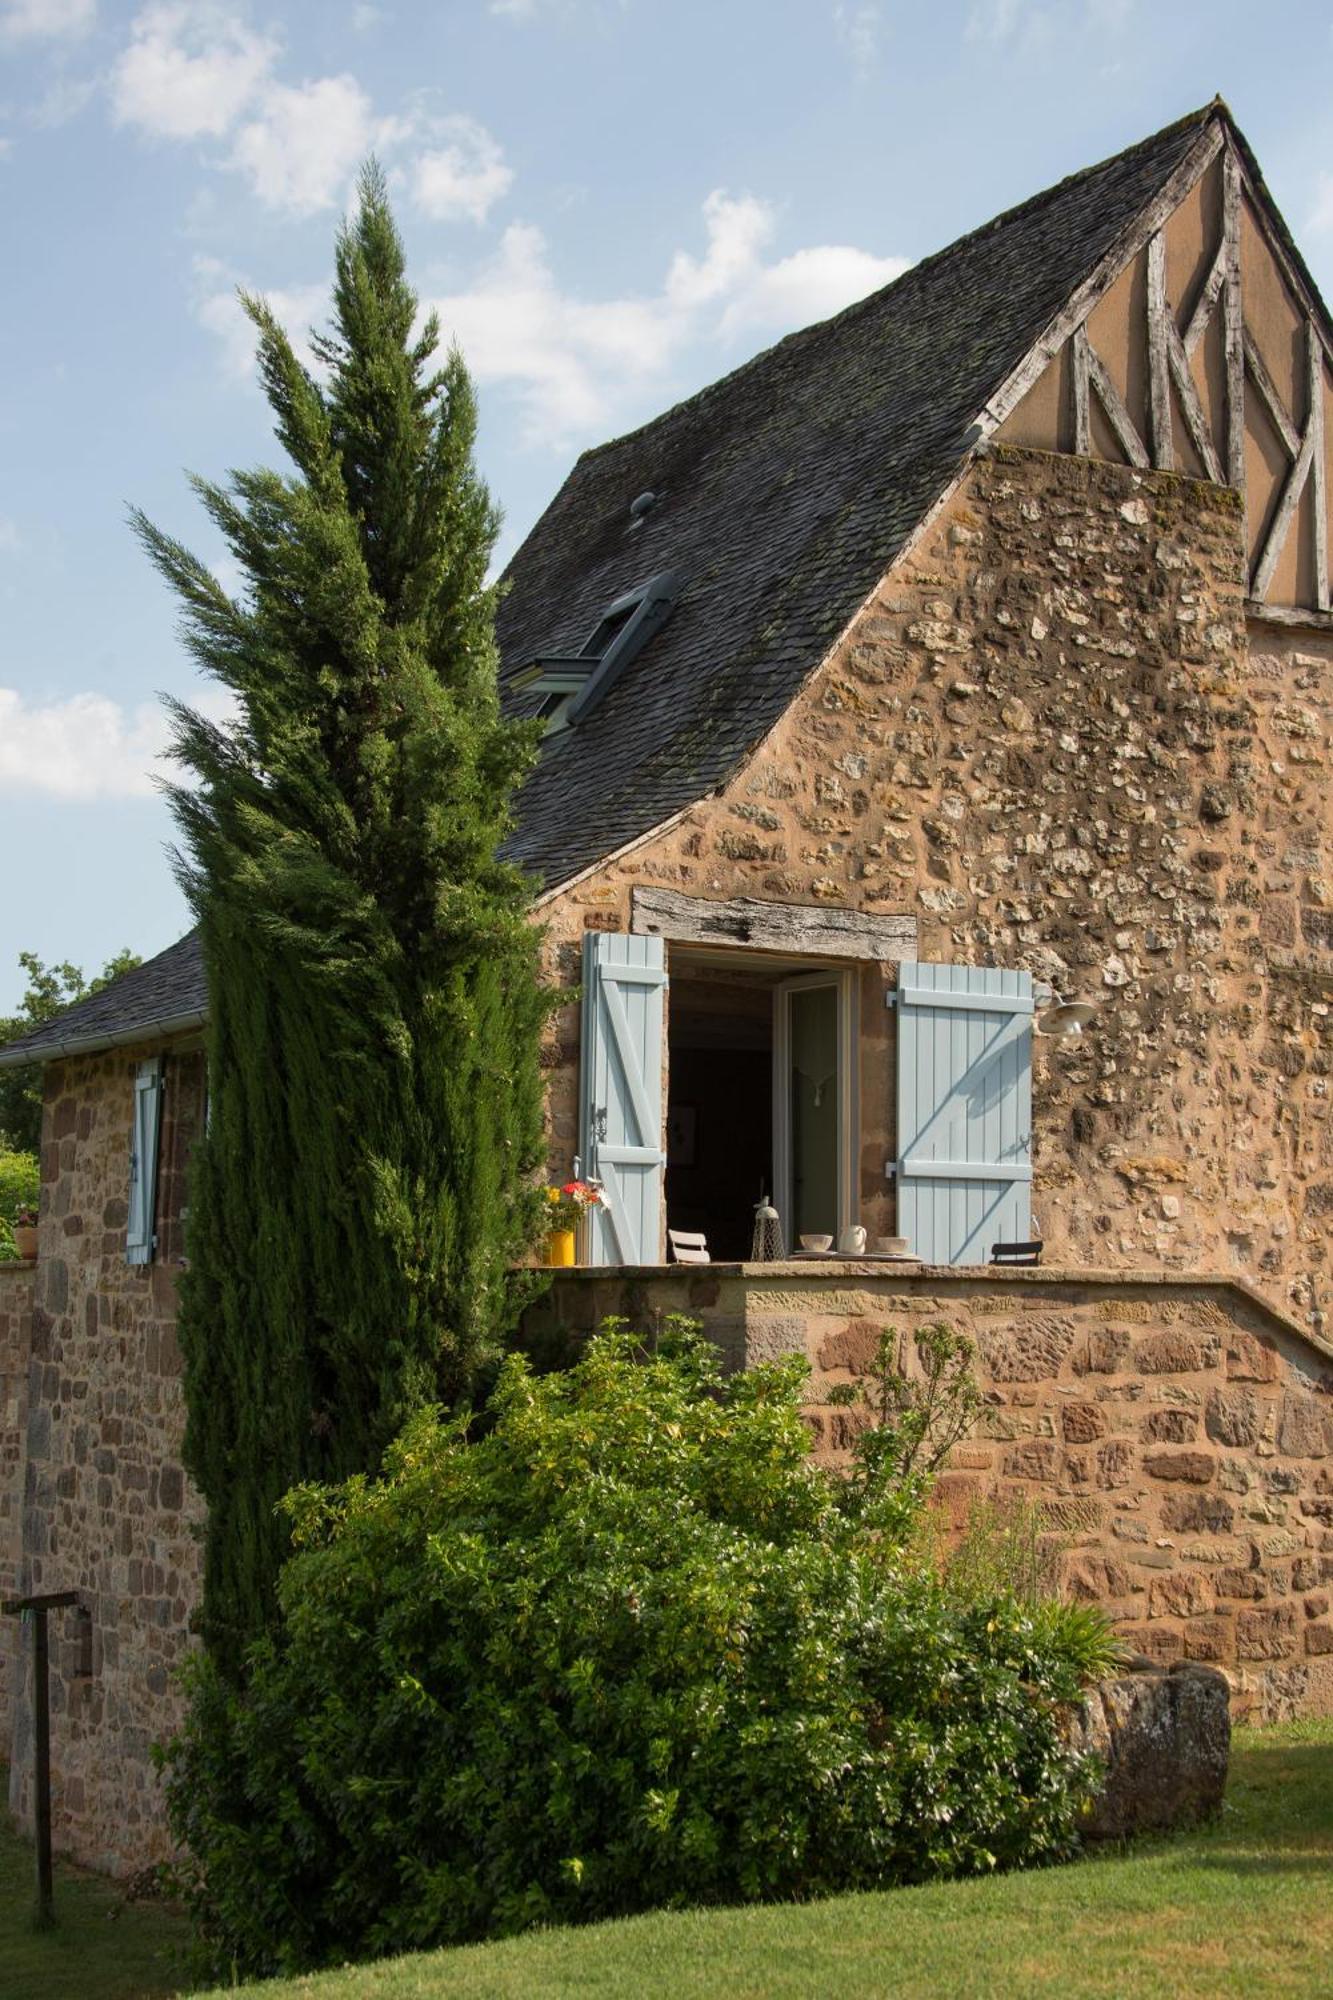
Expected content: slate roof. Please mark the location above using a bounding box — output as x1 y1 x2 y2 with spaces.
3 101 1270 1070
0 932 206 1068
494 101 1220 887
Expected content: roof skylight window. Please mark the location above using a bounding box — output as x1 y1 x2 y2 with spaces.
513 571 680 737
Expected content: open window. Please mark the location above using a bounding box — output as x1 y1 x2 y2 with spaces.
512 571 680 737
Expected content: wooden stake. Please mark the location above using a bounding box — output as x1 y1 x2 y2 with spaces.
2 1590 79 1931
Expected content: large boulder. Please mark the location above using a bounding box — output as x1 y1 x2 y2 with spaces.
1065 1660 1230 1840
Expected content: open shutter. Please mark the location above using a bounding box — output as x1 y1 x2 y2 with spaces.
581 933 666 1265
895 962 1032 1265
126 1057 164 1266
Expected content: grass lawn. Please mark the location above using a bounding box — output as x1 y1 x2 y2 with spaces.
6 1724 1332 1998
206 1720 1333 2000
0 1769 192 2000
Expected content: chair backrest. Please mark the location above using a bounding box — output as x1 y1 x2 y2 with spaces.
990 1240 1043 1265
668 1228 710 1265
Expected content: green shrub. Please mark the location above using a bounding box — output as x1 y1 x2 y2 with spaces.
0 1148 38 1260
160 1321 1107 1979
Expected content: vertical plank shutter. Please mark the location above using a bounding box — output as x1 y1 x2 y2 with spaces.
126 1057 164 1266
895 962 1033 1265
581 933 666 1264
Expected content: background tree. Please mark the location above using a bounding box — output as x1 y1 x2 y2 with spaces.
0 948 141 1153
137 163 550 1677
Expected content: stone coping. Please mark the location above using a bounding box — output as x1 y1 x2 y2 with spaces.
540 1263 1332 1366
0 1259 35 1274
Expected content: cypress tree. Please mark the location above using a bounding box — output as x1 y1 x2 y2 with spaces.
136 165 549 1677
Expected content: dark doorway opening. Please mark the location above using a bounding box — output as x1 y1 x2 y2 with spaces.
665 960 773 1262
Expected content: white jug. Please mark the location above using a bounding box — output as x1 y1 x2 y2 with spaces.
838 1223 867 1255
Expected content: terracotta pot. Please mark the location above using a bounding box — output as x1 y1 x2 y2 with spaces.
546 1227 577 1268
13 1224 38 1261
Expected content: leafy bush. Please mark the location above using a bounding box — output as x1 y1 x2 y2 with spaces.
161 1321 1107 1979
0 1149 38 1260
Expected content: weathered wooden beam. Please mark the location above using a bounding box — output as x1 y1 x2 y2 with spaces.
1245 599 1333 631
1183 238 1227 357
1222 147 1247 503
979 122 1222 437
1243 326 1302 459
1085 342 1151 469
1165 318 1224 482
631 887 917 962
1146 232 1174 470
1309 317 1329 612
1250 412 1315 602
1072 323 1091 455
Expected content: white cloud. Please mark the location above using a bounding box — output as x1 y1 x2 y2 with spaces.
231 73 388 216
833 2 881 73
0 517 21 549
192 174 908 448
0 689 169 799
720 241 910 336
0 0 95 38
427 190 908 443
110 4 497 219
666 190 775 310
111 3 278 141
0 683 240 800
192 254 327 378
409 115 513 224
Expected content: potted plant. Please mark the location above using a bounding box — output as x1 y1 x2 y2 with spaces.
13 1204 38 1261
544 1180 602 1267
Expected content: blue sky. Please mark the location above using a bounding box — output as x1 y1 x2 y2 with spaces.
1 0 1330 1010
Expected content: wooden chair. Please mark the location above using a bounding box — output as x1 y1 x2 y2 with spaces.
668 1228 710 1265
990 1240 1043 1265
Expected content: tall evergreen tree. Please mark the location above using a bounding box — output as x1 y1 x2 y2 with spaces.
137 165 549 1677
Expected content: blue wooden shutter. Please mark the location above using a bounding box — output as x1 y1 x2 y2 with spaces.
126 1057 164 1266
895 962 1033 1265
581 933 666 1264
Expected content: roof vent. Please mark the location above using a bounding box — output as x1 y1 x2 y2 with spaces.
629 490 661 524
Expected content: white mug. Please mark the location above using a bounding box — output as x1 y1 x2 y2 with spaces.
838 1223 867 1255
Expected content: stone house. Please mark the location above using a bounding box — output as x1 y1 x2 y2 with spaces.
2 99 1331 1875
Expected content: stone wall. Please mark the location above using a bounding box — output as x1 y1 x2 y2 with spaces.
6 1040 206 1875
524 1265 1333 1720
536 445 1332 1333
0 1258 34 1749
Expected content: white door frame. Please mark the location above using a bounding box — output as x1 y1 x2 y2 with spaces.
772 967 858 1250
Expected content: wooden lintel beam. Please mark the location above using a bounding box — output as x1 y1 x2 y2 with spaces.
1146 232 1174 471
1085 342 1151 469
630 886 917 962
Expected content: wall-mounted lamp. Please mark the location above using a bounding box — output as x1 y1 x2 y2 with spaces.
1035 996 1098 1042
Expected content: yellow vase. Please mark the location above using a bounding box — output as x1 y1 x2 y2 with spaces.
546 1227 576 1268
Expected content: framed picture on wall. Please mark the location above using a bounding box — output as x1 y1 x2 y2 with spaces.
667 1104 697 1168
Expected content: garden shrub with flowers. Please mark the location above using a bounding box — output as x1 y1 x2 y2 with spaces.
544 1178 604 1231
159 1319 1117 1980
0 1150 39 1261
